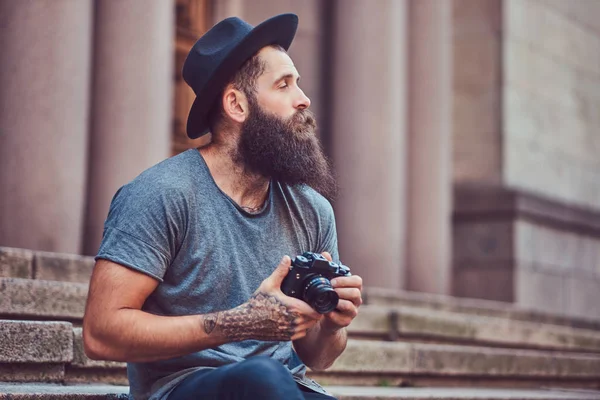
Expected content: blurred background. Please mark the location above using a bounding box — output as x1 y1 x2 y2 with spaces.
1 0 600 324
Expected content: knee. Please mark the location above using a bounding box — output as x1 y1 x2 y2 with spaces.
232 357 292 386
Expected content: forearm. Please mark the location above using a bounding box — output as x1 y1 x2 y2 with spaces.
293 321 347 371
83 308 231 363
83 292 299 363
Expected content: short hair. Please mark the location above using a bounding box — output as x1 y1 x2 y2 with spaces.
207 44 285 134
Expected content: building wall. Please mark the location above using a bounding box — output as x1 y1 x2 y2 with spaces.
503 0 600 210
451 0 600 320
503 0 600 318
452 185 600 320
515 219 600 320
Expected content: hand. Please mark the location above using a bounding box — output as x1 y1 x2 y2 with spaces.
205 256 323 342
320 252 363 333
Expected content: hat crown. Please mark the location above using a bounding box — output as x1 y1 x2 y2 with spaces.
196 17 253 56
182 17 253 92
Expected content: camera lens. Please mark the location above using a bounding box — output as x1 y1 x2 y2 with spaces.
303 275 339 314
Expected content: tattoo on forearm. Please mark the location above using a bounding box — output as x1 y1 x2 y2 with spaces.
203 313 219 334
201 292 298 341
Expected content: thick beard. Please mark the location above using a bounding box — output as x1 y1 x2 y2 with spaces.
235 98 338 202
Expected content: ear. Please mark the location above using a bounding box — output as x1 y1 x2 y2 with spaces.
222 84 249 125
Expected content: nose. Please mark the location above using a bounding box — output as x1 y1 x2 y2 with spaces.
295 88 311 110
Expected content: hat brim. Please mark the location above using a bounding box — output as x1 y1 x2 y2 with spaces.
187 14 298 139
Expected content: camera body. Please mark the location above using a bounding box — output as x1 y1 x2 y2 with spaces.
281 252 351 314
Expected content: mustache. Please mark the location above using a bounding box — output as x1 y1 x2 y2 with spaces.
290 109 317 129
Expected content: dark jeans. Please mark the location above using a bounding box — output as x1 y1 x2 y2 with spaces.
167 356 337 400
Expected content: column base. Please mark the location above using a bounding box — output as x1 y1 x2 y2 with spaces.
453 184 600 320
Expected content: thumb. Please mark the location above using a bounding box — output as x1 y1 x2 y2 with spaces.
269 255 292 286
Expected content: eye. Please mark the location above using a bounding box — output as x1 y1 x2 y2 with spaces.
279 82 289 90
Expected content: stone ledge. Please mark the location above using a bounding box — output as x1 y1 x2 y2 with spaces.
349 305 600 352
0 363 65 383
3 276 600 354
454 185 600 238
0 384 127 399
0 247 94 283
0 323 127 385
0 278 87 320
0 384 600 400
1 385 599 400
33 251 94 284
364 287 600 331
327 340 600 377
0 247 33 279
328 386 600 399
63 368 129 386
0 320 72 363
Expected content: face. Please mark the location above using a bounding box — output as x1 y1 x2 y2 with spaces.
252 46 311 122
234 47 337 202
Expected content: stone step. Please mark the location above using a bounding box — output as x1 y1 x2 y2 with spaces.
0 246 94 283
308 340 600 389
328 387 600 400
349 305 600 353
3 277 600 354
0 320 127 385
0 384 127 399
0 278 87 321
3 320 600 388
365 288 600 331
1 384 600 400
68 328 128 385
2 244 598 333
0 320 72 383
3 244 598 332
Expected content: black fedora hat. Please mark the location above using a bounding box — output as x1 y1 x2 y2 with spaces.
183 14 298 139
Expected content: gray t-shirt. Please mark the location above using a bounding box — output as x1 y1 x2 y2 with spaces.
95 149 339 400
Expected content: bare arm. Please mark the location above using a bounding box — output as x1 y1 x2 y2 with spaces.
83 257 321 363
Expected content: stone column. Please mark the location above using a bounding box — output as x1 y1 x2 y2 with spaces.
83 0 174 255
331 0 408 289
212 0 244 20
406 0 453 294
0 0 93 253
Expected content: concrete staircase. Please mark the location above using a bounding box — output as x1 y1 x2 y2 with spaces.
2 246 600 399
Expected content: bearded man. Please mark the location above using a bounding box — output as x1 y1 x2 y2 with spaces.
83 14 363 400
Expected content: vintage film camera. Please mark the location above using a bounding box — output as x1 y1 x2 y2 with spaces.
281 252 351 313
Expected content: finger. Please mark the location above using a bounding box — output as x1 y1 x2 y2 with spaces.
295 319 320 333
291 330 307 341
331 275 363 289
334 288 362 307
268 256 292 286
283 296 324 320
324 311 352 329
333 299 358 318
294 314 323 326
321 252 333 262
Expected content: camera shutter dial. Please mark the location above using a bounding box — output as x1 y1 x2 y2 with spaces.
294 255 311 267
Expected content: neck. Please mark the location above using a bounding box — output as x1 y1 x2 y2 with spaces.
198 136 270 210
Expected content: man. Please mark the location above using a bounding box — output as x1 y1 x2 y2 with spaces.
83 13 362 400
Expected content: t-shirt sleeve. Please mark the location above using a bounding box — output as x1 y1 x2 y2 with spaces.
95 181 189 282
